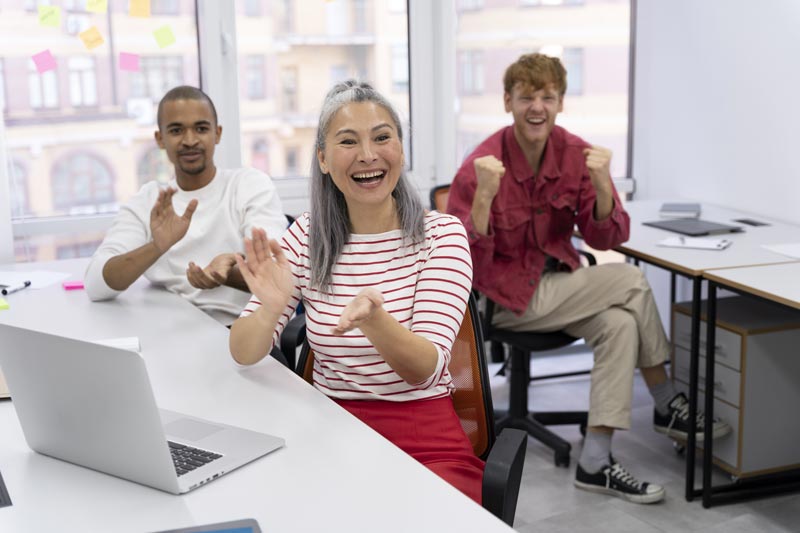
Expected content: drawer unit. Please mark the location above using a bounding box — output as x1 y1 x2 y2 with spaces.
671 296 800 478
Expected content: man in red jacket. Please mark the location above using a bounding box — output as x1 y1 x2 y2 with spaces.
447 53 729 504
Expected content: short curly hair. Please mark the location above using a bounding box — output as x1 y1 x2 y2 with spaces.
503 53 567 96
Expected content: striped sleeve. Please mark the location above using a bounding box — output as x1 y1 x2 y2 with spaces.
409 213 473 389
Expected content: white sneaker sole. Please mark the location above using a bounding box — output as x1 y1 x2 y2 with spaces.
654 422 732 441
574 479 665 504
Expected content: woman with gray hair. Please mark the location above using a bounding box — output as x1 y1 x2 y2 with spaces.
229 80 484 503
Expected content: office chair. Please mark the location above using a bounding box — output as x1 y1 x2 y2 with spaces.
289 295 527 526
430 183 590 467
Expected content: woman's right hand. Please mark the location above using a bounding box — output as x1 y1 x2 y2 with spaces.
235 228 294 313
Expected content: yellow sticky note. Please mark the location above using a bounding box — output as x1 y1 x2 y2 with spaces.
38 5 61 27
129 0 151 17
153 25 176 49
79 26 105 50
0 297 8 311
87 0 108 14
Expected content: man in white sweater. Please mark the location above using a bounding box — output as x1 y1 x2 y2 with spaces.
85 86 287 325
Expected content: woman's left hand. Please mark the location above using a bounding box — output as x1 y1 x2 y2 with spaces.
332 288 385 335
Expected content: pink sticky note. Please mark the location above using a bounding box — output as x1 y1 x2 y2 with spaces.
32 50 57 73
62 280 85 291
119 52 140 72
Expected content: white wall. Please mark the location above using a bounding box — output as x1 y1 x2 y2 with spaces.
633 0 800 225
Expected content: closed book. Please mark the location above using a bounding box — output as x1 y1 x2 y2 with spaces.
659 202 701 218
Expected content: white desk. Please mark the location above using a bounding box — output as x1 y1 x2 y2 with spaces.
613 201 800 502
697 262 800 507
0 260 511 532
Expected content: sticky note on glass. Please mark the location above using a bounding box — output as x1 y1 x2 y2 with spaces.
32 50 57 74
38 5 61 27
119 52 140 72
79 26 105 50
87 0 108 14
129 0 151 17
153 25 176 48
0 297 9 310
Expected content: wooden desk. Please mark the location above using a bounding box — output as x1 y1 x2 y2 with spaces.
698 262 800 507
0 260 511 532
615 201 799 501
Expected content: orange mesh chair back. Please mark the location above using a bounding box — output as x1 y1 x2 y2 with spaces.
296 296 495 460
429 184 451 212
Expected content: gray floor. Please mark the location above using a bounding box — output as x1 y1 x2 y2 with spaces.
489 349 800 533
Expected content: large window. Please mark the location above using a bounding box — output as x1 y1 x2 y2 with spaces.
3 2 199 262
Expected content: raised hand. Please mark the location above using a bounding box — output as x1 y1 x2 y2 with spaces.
150 187 198 253
332 288 385 335
235 228 294 313
186 253 237 289
583 145 613 193
473 155 505 201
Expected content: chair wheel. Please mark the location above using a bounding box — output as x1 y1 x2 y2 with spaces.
555 452 570 467
672 441 685 455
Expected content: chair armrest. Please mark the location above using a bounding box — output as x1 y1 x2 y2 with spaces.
279 313 307 370
578 249 597 266
482 428 527 526
269 345 290 368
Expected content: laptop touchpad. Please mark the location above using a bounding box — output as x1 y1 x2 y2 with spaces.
165 418 224 441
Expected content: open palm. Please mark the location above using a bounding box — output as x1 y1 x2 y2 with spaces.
236 228 294 314
150 188 198 253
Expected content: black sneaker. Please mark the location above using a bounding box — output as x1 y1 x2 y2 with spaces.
654 392 731 440
574 457 665 504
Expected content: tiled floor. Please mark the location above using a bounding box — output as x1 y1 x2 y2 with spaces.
489 349 800 533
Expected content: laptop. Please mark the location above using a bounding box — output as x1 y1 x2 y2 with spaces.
0 323 284 494
643 218 743 237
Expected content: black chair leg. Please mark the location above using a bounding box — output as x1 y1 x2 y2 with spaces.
494 346 587 467
490 341 506 363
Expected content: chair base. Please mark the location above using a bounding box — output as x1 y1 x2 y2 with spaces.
495 411 586 467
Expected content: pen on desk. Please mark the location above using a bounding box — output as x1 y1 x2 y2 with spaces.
1 280 31 295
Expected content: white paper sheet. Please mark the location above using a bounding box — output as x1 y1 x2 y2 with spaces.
762 243 800 260
0 270 71 289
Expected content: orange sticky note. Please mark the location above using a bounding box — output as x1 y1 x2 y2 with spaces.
79 26 104 50
153 25 176 49
129 0 151 17
38 5 61 27
87 0 108 14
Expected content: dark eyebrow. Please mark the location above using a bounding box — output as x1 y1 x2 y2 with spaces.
334 123 395 137
165 120 212 129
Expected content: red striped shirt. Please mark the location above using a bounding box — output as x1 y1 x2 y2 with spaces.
241 212 473 402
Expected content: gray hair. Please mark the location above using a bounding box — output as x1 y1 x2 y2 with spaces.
309 80 424 291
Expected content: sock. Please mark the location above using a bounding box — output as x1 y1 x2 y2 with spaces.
578 431 612 474
649 379 678 416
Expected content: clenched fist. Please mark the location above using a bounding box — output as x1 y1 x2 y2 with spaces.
583 145 613 194
473 155 505 200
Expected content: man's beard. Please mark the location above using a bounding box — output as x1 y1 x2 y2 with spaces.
178 160 206 176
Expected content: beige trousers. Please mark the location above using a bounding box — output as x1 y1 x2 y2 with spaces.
493 263 669 430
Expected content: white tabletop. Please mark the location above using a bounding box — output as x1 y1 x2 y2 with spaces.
618 201 800 276
703 262 800 310
0 259 511 532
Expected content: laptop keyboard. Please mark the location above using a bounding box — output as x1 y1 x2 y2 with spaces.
168 441 223 477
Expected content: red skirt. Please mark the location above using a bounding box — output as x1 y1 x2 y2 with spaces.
335 396 485 505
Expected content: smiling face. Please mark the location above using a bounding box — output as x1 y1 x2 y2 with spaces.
504 81 563 154
154 98 222 191
317 101 404 226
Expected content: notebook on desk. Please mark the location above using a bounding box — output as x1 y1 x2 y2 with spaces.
0 324 284 495
643 218 743 237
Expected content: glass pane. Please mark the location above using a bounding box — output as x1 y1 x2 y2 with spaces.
234 0 410 191
454 0 630 178
3 1 199 261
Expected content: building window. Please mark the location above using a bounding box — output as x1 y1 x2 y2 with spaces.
29 60 60 110
285 146 299 175
9 159 30 217
330 64 348 86
137 148 173 188
245 55 266 100
281 66 298 113
51 152 115 212
252 138 270 173
562 47 584 96
353 0 368 33
391 45 409 92
280 0 294 33
458 50 484 95
68 56 98 108
56 239 103 260
130 56 184 100
242 0 262 17
458 0 484 11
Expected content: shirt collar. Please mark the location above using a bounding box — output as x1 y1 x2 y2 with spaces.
503 126 562 183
